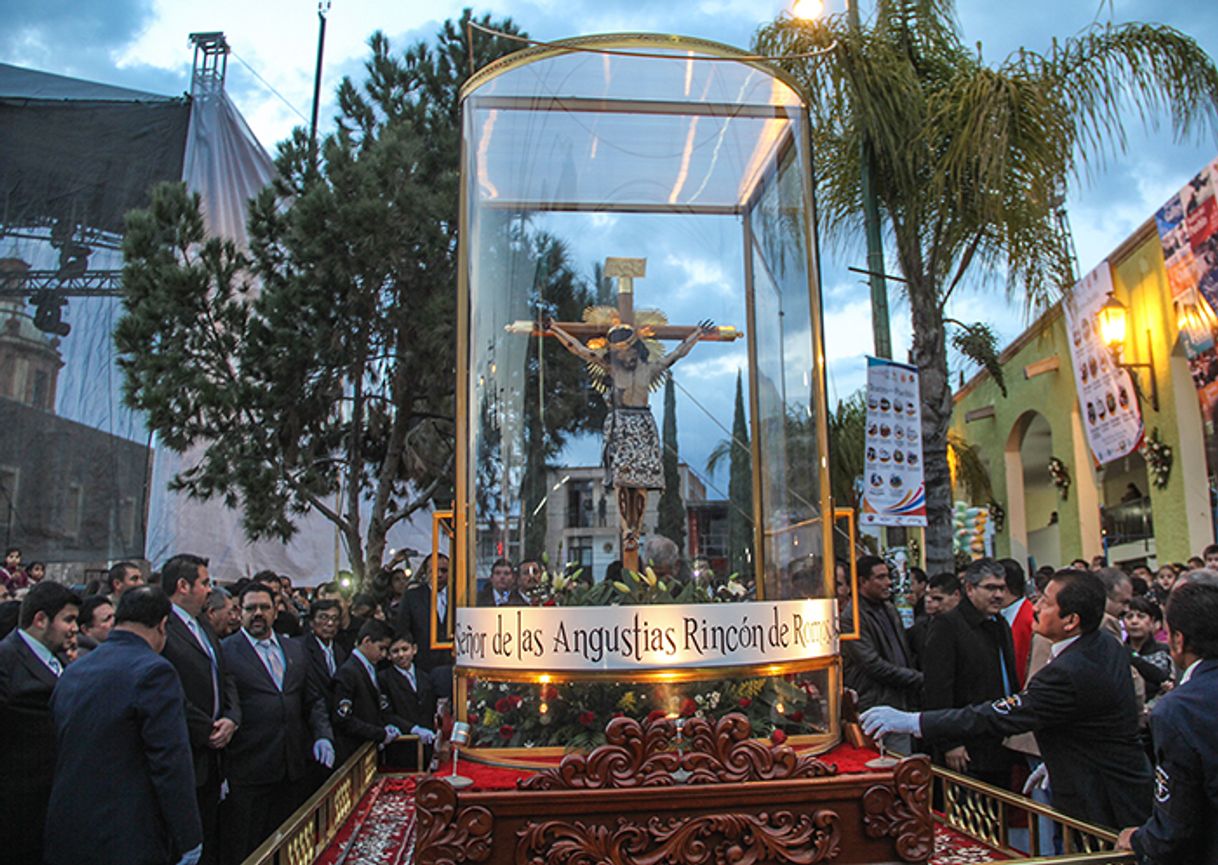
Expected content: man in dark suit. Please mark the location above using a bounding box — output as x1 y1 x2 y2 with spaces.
475 558 526 607
222 582 335 861
863 569 1153 830
161 554 240 865
921 558 1018 786
0 581 79 864
294 599 347 791
380 631 438 768
45 587 202 865
1118 581 1218 862
396 553 453 697
841 555 922 752
332 618 400 760
295 599 347 709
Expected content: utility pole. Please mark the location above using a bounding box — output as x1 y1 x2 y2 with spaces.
309 1 332 151
847 0 892 360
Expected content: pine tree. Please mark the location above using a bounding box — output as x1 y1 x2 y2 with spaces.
116 13 557 580
727 371 754 578
657 374 685 552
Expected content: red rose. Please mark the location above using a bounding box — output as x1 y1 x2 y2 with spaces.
679 698 697 717
540 684 559 701
771 729 787 745
498 724 515 740
737 697 752 709
646 709 667 723
786 710 804 723
509 694 524 708
578 710 597 727
543 598 557 606
494 697 513 713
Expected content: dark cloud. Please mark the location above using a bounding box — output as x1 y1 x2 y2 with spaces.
2 0 159 81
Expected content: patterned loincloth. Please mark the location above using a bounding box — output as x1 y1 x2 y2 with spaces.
603 407 665 490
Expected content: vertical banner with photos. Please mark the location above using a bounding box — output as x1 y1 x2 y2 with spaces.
1062 261 1144 464
861 357 927 527
1154 154 1218 535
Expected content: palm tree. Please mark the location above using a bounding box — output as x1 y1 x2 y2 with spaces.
756 2 1218 573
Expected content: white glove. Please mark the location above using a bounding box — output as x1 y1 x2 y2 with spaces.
383 724 402 745
312 738 335 768
1023 761 1050 795
175 843 203 865
860 706 920 739
411 725 437 745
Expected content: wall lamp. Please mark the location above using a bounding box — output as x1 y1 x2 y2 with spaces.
1097 293 1158 412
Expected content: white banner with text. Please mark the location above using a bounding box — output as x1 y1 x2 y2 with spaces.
454 598 839 673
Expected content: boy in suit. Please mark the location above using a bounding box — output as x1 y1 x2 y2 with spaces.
332 619 400 759
380 631 437 768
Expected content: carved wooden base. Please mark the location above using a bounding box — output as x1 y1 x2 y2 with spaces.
416 713 931 865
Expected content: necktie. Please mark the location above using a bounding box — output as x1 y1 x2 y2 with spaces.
322 641 336 676
258 639 285 689
187 617 221 718
47 655 62 677
406 668 416 691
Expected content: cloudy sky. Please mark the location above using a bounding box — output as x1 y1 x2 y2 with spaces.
6 0 1218 482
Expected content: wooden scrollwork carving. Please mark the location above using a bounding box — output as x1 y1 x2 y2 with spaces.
861 755 933 862
518 712 835 790
515 809 842 865
414 778 495 865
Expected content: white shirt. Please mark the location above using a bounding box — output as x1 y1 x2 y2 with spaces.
241 628 285 685
1049 634 1081 659
18 629 61 676
395 663 418 690
172 604 215 662
352 647 378 684
1000 597 1027 627
1179 658 1204 686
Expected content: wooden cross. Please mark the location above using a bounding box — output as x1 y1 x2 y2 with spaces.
505 257 741 574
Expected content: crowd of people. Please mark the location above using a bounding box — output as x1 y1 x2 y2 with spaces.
3 539 1216 864
0 551 452 865
848 549 1218 862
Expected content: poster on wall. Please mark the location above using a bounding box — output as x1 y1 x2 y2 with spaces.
860 356 926 527
1154 156 1218 387
1154 154 1218 536
1062 260 1144 464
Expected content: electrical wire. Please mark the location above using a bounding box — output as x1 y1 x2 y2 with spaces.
230 50 311 125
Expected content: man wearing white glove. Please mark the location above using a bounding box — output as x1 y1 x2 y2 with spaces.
380 632 439 769
221 582 335 862
862 570 1152 831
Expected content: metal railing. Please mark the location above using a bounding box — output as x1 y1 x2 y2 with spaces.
933 764 1135 864
241 743 379 865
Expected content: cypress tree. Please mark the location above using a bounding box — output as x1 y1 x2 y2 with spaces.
657 374 685 552
727 370 754 577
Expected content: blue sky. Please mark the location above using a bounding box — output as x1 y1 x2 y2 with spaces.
5 0 1218 485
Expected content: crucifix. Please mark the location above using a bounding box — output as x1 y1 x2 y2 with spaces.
507 257 741 573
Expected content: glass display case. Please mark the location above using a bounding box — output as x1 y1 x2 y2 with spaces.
453 34 841 754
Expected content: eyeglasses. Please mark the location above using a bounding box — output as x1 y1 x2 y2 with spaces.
314 614 340 624
976 582 1008 594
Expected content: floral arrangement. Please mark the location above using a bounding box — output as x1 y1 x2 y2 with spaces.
468 559 821 749
1048 457 1070 499
1140 428 1173 489
468 672 829 749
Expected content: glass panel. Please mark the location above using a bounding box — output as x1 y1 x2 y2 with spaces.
747 133 824 601
458 39 837 750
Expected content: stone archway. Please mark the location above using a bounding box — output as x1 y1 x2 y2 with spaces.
1005 411 1059 570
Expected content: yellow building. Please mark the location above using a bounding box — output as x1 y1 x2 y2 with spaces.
953 217 1215 569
